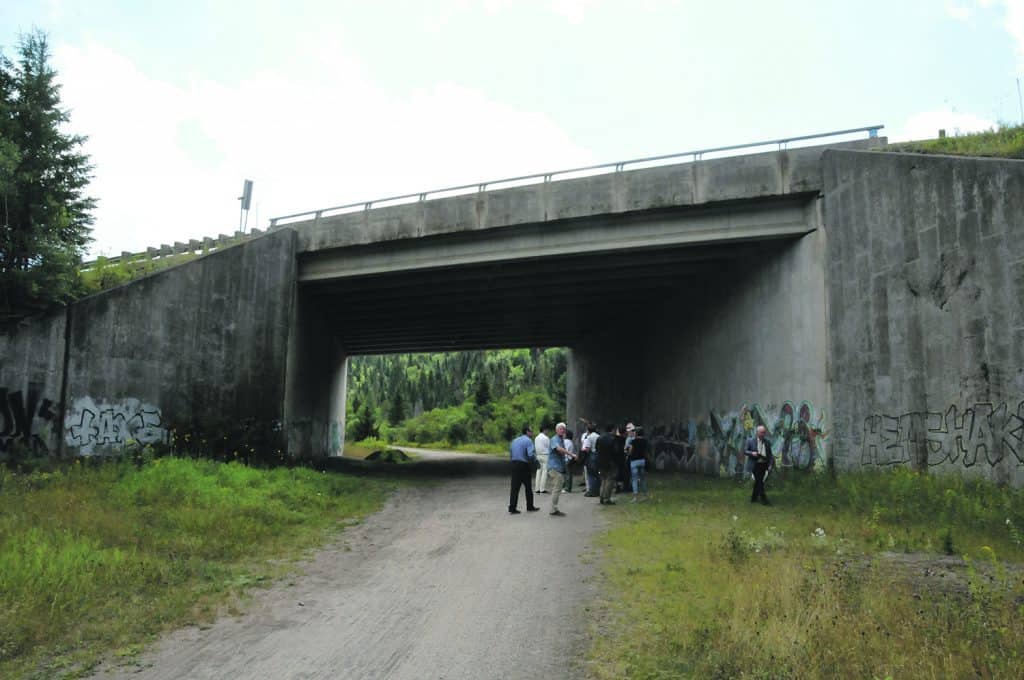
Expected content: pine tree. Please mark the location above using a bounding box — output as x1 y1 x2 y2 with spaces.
387 391 406 425
0 30 95 317
474 374 491 407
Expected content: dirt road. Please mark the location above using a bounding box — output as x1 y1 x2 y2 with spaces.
96 456 605 679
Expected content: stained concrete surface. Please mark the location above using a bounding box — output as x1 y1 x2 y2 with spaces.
93 457 606 680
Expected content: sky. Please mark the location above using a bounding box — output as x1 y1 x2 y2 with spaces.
2 0 1023 257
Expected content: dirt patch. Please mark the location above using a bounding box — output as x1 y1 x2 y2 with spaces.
873 551 1024 599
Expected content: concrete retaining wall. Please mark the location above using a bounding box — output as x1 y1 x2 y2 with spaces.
0 229 298 458
0 309 67 457
824 150 1024 485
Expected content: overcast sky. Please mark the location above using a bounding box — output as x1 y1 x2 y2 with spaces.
2 0 1022 257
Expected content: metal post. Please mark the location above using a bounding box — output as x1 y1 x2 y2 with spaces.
1017 77 1023 125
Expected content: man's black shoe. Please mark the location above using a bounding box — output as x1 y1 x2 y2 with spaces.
761 500 772 506
509 509 521 514
526 507 540 512
604 500 616 505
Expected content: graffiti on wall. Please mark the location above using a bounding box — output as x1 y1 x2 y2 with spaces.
652 400 829 476
64 396 169 455
0 386 58 454
862 401 1024 469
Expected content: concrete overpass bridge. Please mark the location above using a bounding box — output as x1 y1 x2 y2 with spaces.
4 128 1023 486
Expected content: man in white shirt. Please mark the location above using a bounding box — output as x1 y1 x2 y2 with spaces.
534 424 551 494
582 422 600 496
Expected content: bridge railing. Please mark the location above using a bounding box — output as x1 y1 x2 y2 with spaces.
80 230 262 270
81 125 884 268
268 124 884 227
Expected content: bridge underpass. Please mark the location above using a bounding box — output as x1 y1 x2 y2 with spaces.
287 192 825 457
303 239 781 355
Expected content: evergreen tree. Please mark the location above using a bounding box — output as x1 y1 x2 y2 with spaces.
474 374 491 407
353 401 376 440
387 391 406 425
0 30 95 317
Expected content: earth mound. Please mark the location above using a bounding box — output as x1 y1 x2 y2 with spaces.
364 448 412 463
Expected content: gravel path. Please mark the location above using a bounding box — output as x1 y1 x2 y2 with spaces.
95 458 606 680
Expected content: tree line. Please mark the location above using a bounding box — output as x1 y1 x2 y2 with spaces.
346 348 567 445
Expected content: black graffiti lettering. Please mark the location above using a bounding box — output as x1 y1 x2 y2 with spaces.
864 400 1024 469
0 385 56 455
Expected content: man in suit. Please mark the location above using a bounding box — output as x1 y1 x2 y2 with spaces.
744 425 775 505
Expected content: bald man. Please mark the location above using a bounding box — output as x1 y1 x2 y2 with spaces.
744 425 775 505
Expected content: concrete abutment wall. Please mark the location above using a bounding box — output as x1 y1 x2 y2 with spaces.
824 150 1024 486
567 220 830 476
1 230 304 459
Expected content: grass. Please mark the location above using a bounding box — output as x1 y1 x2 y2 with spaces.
888 123 1024 159
0 458 398 679
590 468 1024 679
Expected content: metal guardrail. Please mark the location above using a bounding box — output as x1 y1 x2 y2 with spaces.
269 124 884 227
82 125 884 266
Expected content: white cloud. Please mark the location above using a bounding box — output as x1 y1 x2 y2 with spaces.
946 1 973 21
549 0 595 24
53 39 593 257
948 1 1024 68
1004 0 1024 67
895 108 996 142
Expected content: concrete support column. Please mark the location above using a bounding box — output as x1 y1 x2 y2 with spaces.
284 289 347 458
567 332 644 433
327 353 348 456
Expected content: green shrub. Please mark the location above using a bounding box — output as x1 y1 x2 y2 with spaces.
382 388 561 450
0 457 395 678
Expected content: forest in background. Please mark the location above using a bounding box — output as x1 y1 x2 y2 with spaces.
346 348 567 448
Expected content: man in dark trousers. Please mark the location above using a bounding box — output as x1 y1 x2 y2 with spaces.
744 425 775 505
596 424 622 505
508 425 541 514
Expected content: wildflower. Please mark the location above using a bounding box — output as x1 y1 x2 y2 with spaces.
732 515 738 522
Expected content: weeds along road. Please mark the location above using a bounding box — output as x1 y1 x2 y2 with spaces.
95 450 605 680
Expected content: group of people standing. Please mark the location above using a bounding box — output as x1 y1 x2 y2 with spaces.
509 420 778 514
508 420 651 516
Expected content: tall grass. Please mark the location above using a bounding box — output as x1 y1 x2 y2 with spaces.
591 469 1024 679
0 458 396 679
889 123 1024 159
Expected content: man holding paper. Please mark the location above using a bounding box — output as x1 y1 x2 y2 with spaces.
744 425 775 506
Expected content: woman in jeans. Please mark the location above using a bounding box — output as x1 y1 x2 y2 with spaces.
628 427 650 502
